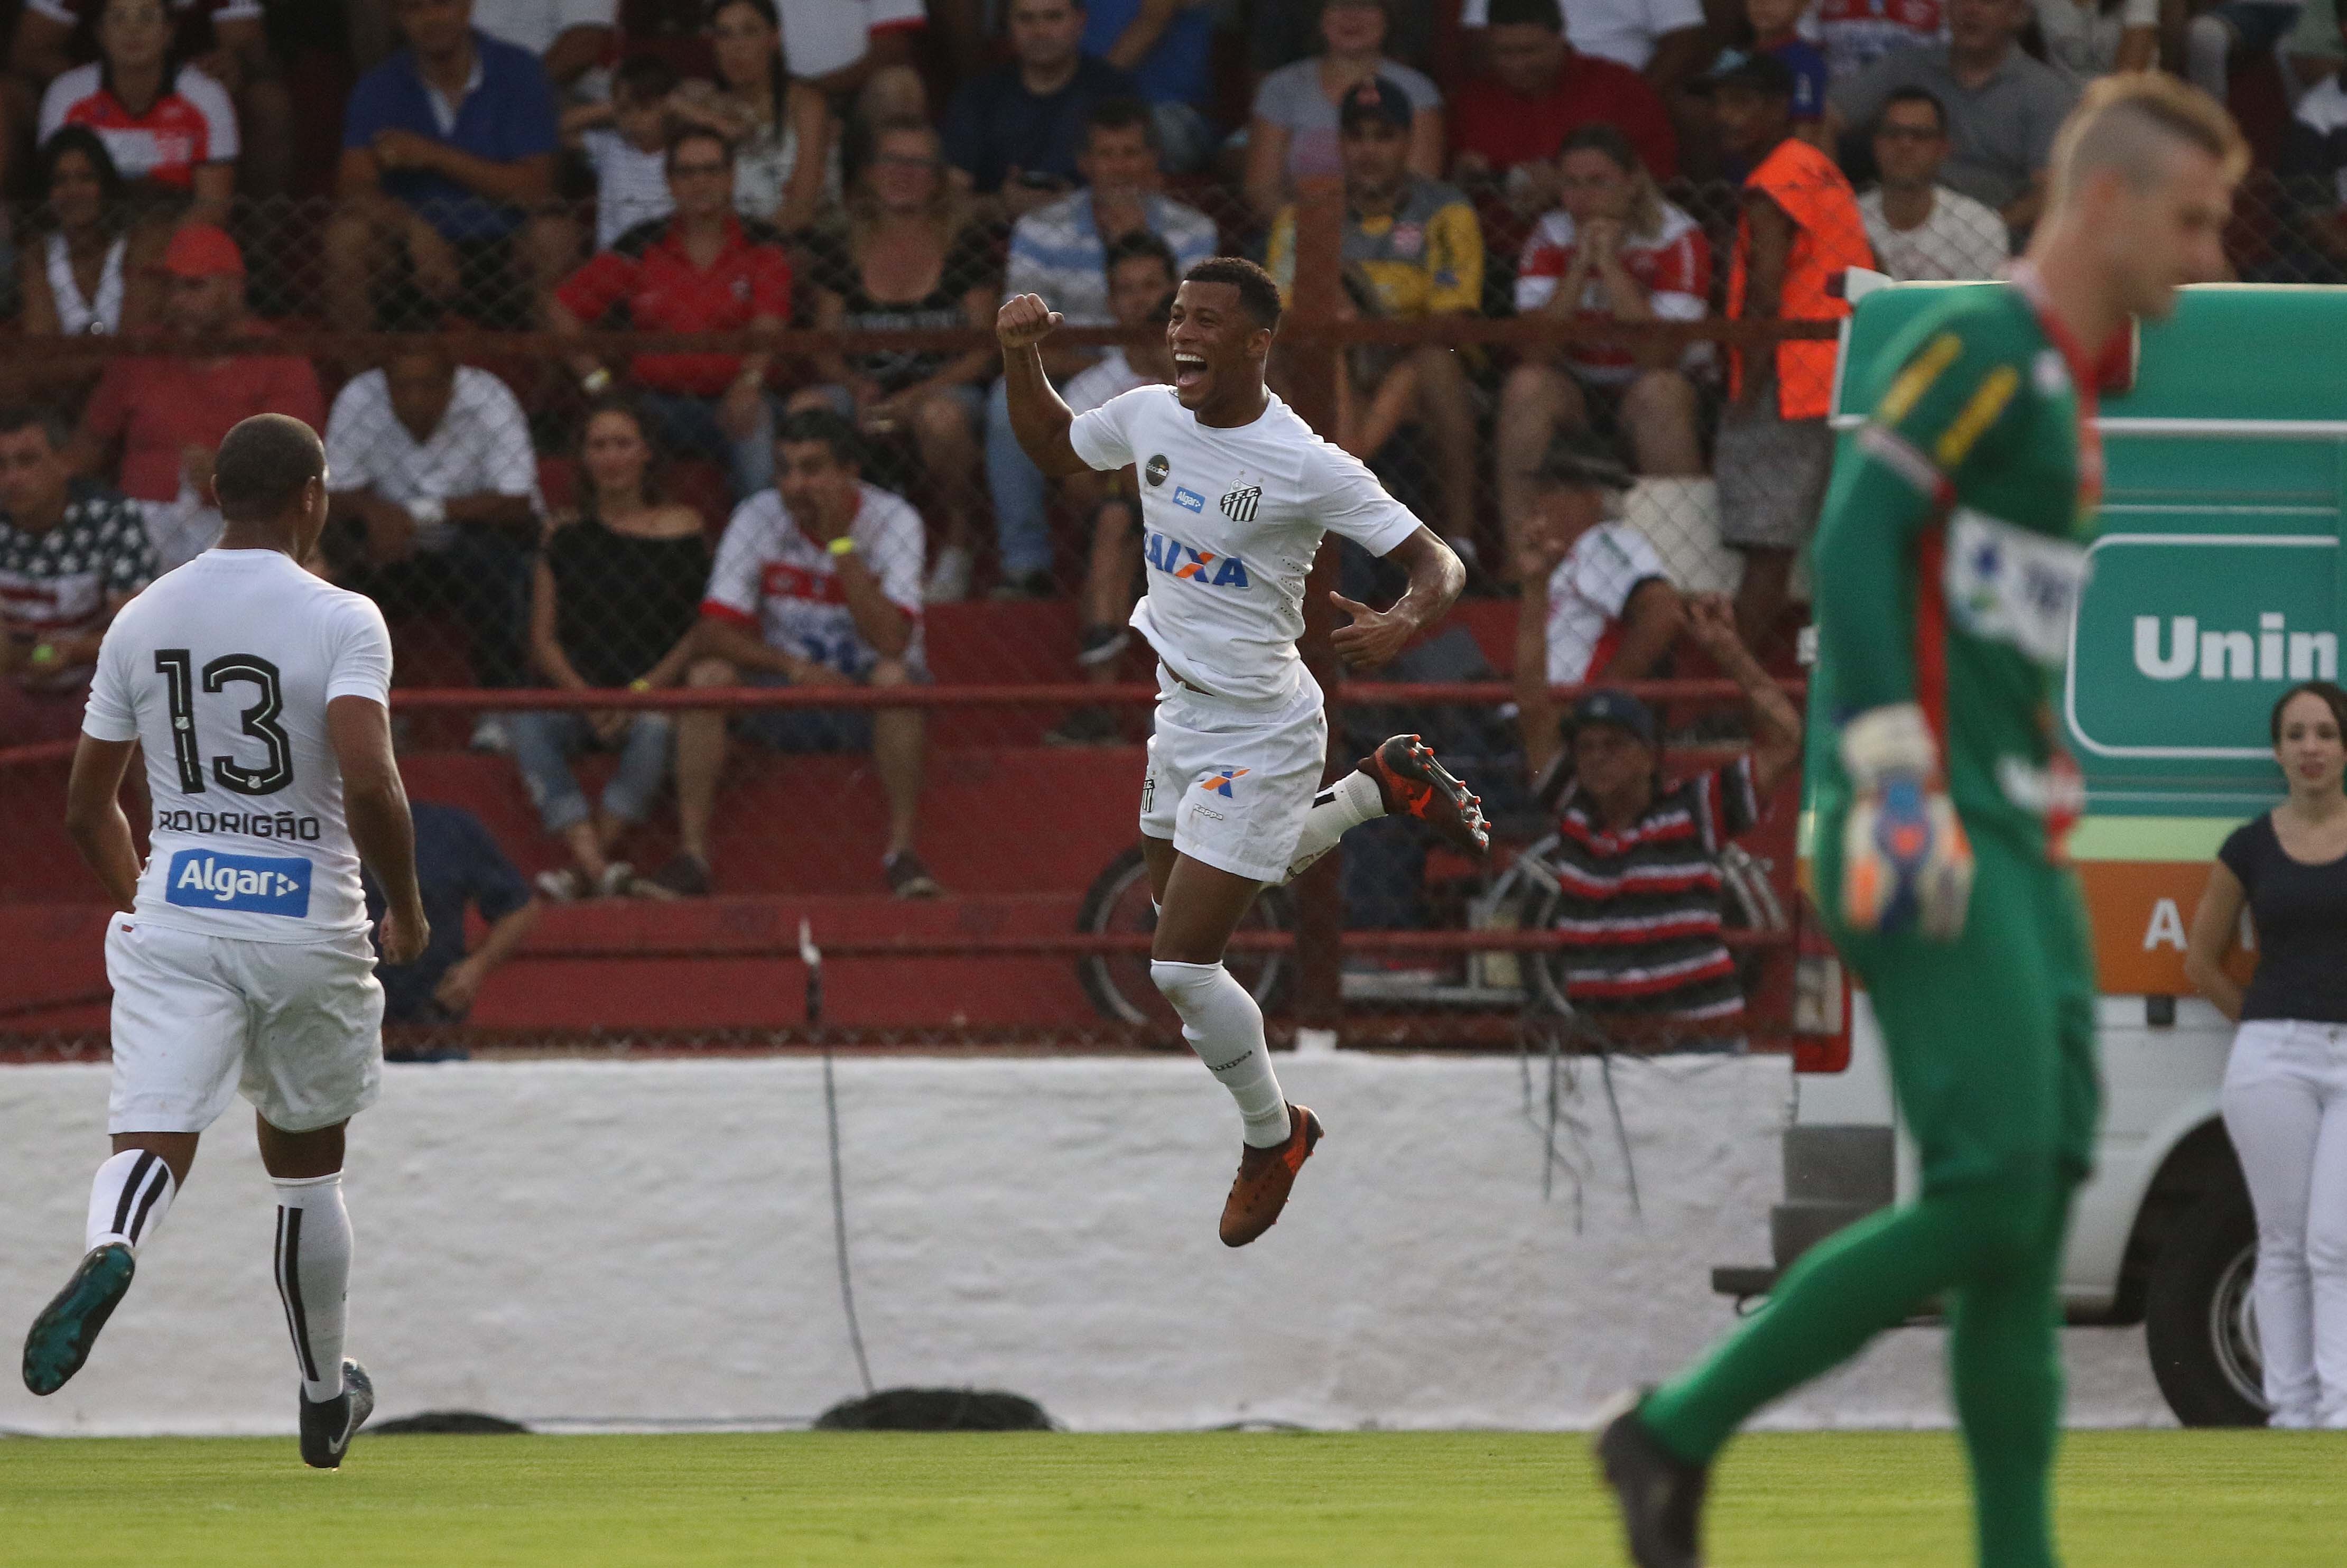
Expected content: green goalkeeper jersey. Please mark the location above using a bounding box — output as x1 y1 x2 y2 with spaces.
1804 270 2103 857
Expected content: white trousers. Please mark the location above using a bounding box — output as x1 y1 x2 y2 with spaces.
2221 1017 2347 1428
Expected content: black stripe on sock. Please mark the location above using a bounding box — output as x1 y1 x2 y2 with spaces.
276 1207 319 1385
125 1164 170 1243
109 1152 157 1239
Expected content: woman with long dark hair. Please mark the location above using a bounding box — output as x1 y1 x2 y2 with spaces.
671 0 835 232
2185 680 2347 1427
19 126 148 345
509 401 712 901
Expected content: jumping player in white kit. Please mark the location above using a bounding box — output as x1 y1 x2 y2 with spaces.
20 413 428 1470
999 257 1491 1246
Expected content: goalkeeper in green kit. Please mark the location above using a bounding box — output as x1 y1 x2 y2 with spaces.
1594 76 2245 1568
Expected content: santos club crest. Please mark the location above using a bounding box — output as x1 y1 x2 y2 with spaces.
1219 486 1261 523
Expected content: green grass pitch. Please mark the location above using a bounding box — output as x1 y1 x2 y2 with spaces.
3 1430 2341 1566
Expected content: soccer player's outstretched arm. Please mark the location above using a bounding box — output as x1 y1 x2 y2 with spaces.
996 293 1093 478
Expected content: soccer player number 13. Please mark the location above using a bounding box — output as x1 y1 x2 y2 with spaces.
153 648 296 797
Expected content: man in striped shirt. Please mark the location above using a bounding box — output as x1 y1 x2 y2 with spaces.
1545 593 1801 1041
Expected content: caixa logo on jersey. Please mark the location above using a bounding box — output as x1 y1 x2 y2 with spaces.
164 849 312 917
1146 532 1252 589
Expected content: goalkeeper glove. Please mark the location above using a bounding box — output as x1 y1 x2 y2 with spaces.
1838 702 1974 942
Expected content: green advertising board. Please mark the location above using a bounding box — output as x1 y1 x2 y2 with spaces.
1832 283 2347 821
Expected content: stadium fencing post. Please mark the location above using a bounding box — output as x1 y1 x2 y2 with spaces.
1286 176 1348 1052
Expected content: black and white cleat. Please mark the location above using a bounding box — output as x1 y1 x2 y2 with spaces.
300 1359 376 1470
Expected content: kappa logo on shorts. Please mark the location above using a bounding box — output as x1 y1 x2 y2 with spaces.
1205 767 1249 797
1144 454 1170 487
165 849 312 917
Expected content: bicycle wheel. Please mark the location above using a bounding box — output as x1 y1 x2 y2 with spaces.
1075 845 1295 1031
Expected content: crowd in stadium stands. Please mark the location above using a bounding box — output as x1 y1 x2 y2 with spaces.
2 0 2341 924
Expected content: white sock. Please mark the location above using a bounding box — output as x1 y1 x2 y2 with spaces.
1281 769 1387 884
273 1173 351 1403
2186 14 2231 101
1151 959 1292 1146
86 1148 178 1254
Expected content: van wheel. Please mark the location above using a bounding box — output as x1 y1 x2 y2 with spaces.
2143 1182 2268 1427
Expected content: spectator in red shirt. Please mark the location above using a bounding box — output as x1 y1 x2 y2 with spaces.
1451 0 1678 216
550 127 792 501
35 0 237 229
67 222 323 570
1497 124 1708 526
7 0 289 198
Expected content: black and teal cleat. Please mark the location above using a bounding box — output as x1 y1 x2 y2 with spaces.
22 1242 136 1396
300 1359 376 1470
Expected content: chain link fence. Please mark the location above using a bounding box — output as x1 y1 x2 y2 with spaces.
0 168 2321 1060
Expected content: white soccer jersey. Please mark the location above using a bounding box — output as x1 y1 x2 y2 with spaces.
1069 387 1421 703
82 548 394 943
1544 521 1671 684
701 482 925 674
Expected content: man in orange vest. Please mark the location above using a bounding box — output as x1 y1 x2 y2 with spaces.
1709 52 1875 651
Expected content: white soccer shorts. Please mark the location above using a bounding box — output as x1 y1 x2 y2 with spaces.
105 918 385 1135
1140 668 1326 884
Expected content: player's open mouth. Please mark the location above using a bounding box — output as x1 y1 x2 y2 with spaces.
1173 354 1208 392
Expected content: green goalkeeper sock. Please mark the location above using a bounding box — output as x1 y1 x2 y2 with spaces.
1946 1198 2071 1568
1639 1172 2066 1474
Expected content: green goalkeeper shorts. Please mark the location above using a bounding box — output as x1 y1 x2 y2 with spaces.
1815 817 2101 1194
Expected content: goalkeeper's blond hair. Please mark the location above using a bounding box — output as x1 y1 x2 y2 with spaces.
2048 74 2248 212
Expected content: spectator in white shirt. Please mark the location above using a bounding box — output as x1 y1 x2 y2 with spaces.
1856 86 2012 280
323 347 544 728
1510 432 1685 784
2028 0 2158 83
566 53 679 250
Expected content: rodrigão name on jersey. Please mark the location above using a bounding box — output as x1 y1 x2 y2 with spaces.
164 849 313 917
1146 532 1252 589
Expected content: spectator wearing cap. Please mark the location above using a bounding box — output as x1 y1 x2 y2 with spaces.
1857 87 2012 281
1451 0 1678 214
1741 0 1832 148
0 406 155 746
321 345 543 732
1511 432 1686 785
1245 0 1443 224
549 127 792 503
1499 123 1708 527
328 0 573 331
986 95 1216 599
941 0 1138 221
1541 596 1803 1044
1709 50 1870 651
1267 76 1484 559
68 222 323 570
1828 0 2077 234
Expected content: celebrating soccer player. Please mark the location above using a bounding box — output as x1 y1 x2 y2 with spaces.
997 257 1491 1246
21 414 425 1470
1595 76 2246 1568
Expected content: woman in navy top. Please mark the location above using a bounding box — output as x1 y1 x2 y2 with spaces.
2185 680 2347 1428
